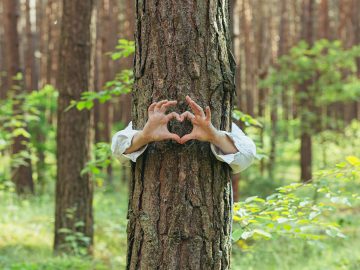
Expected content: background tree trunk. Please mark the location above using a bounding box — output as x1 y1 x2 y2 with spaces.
300 0 315 182
54 0 94 254
4 0 34 194
127 0 236 268
0 0 8 99
25 0 38 92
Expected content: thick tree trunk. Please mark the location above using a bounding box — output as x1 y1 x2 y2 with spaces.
127 0 235 269
4 0 34 194
54 0 94 254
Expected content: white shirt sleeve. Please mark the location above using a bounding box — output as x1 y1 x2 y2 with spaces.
210 122 256 174
111 121 148 163
111 121 256 173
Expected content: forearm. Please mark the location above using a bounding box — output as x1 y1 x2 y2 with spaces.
124 131 150 154
209 130 238 155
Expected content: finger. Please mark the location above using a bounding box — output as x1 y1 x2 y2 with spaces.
166 111 181 122
148 102 157 113
180 111 195 122
160 100 177 113
186 96 205 117
154 100 168 112
205 106 211 121
180 133 195 144
190 100 205 117
165 132 181 143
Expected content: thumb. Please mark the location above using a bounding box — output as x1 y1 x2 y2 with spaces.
165 132 181 143
180 133 195 144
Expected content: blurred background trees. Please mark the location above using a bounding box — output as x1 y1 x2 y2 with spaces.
0 0 359 269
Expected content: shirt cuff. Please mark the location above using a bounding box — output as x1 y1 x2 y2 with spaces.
210 128 256 174
210 131 237 164
111 128 148 163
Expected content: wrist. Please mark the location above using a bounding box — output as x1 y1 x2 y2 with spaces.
209 129 224 146
135 130 152 145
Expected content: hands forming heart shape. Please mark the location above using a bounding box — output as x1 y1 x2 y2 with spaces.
142 95 218 145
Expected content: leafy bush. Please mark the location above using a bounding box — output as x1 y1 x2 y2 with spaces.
232 156 360 249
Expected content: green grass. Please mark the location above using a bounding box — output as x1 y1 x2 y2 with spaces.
1 186 359 270
1 123 360 269
0 187 128 270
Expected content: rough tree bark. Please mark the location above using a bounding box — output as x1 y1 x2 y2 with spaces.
4 0 34 194
127 0 236 269
54 0 94 253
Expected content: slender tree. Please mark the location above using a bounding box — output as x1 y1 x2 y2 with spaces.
0 0 8 99
117 0 134 125
299 0 315 182
54 0 94 253
25 0 38 92
354 0 360 119
4 0 34 194
241 0 256 115
127 0 236 268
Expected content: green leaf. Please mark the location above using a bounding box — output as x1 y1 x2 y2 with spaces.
232 229 243 241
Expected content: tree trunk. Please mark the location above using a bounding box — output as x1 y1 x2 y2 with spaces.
4 0 34 194
54 0 94 254
241 0 255 116
127 0 235 268
354 0 360 119
25 0 38 92
299 0 315 182
94 0 120 182
279 0 291 137
0 0 8 99
94 0 114 145
116 0 134 125
318 0 330 40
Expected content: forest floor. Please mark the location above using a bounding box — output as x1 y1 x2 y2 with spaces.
0 184 359 270
1 124 360 269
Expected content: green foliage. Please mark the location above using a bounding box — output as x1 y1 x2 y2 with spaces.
0 167 359 270
67 69 133 111
81 143 113 187
0 85 57 191
68 39 135 111
57 207 91 256
233 109 263 128
261 40 360 106
109 39 135 60
232 156 360 249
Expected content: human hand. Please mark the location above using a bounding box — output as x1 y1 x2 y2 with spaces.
179 95 218 144
125 97 237 155
141 100 182 144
